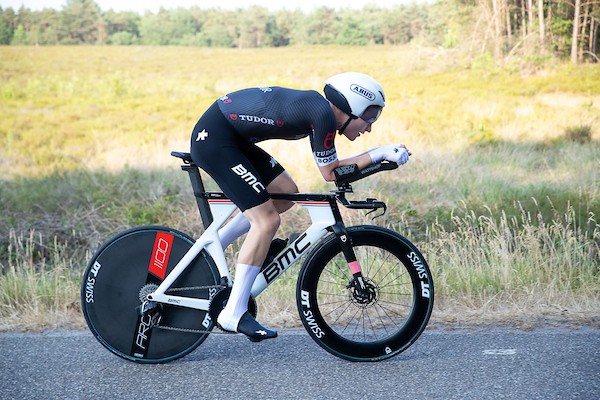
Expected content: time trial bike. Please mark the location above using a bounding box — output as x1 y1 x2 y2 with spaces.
81 151 434 363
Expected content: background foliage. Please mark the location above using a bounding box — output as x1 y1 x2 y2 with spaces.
1 0 599 62
0 44 598 330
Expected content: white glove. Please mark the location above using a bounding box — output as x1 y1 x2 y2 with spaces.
368 144 410 165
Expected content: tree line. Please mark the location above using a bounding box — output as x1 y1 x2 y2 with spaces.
472 0 600 63
0 0 598 63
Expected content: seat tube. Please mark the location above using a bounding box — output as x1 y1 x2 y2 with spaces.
182 165 213 229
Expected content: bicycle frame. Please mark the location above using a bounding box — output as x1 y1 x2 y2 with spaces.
148 192 346 311
147 152 388 312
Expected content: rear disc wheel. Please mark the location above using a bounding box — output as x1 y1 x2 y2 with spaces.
81 226 220 364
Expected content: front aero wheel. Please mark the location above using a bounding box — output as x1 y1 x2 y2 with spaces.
297 225 434 362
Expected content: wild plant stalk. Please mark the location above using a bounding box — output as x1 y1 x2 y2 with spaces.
1 200 598 331
0 230 84 331
421 201 600 326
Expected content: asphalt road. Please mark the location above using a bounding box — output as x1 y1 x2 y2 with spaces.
1 327 599 400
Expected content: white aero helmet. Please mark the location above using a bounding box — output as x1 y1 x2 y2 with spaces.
324 72 385 124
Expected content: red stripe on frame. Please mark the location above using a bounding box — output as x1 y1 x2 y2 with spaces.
148 232 174 280
295 201 330 206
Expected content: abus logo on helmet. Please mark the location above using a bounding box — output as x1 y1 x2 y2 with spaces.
350 84 376 101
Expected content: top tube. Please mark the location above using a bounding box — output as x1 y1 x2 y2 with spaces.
171 151 390 214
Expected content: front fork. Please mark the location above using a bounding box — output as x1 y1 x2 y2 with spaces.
331 222 368 292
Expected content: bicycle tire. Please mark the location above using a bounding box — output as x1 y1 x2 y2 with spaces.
296 225 434 362
81 226 220 364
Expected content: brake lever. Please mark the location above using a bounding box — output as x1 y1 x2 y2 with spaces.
365 201 387 220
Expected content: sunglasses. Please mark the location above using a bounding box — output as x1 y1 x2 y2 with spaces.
357 105 382 124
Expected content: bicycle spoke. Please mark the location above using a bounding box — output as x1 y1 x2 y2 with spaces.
341 306 362 336
376 302 411 323
314 243 419 342
378 281 413 289
326 300 356 328
298 227 433 361
372 301 392 336
379 291 413 297
364 308 378 339
317 298 351 310
364 249 393 281
378 265 411 288
317 279 347 287
328 259 351 280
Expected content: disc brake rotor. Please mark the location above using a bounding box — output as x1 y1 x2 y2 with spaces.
348 279 378 307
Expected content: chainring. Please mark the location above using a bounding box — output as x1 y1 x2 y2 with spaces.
208 287 257 323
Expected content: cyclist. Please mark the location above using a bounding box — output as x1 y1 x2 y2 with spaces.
190 72 410 341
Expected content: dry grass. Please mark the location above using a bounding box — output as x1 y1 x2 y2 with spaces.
423 202 600 329
1 45 599 331
1 197 598 331
0 231 84 331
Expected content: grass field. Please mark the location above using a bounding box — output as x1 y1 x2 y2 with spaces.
1 46 599 331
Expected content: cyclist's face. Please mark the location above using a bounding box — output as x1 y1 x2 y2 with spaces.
342 118 372 141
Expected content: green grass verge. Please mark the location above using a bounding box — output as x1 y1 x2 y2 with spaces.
1 45 599 330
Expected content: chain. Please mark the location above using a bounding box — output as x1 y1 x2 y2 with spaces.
155 324 235 335
165 284 225 293
154 284 229 335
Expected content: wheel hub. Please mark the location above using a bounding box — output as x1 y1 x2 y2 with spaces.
348 279 378 307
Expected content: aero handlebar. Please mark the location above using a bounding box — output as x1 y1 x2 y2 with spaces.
334 161 399 188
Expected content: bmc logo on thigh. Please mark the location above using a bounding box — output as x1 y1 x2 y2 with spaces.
231 164 266 193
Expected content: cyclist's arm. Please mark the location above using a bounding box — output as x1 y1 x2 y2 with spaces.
318 152 373 182
304 93 377 181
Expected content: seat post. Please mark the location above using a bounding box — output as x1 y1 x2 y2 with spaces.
181 164 214 229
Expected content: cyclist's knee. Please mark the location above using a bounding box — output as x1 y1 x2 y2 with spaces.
245 202 280 235
263 208 281 234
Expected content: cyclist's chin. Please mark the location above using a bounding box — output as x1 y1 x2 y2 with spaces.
345 131 361 141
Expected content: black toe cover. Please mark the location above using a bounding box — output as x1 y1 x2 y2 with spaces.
237 311 278 342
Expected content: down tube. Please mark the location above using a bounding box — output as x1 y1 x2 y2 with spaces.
251 202 335 297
